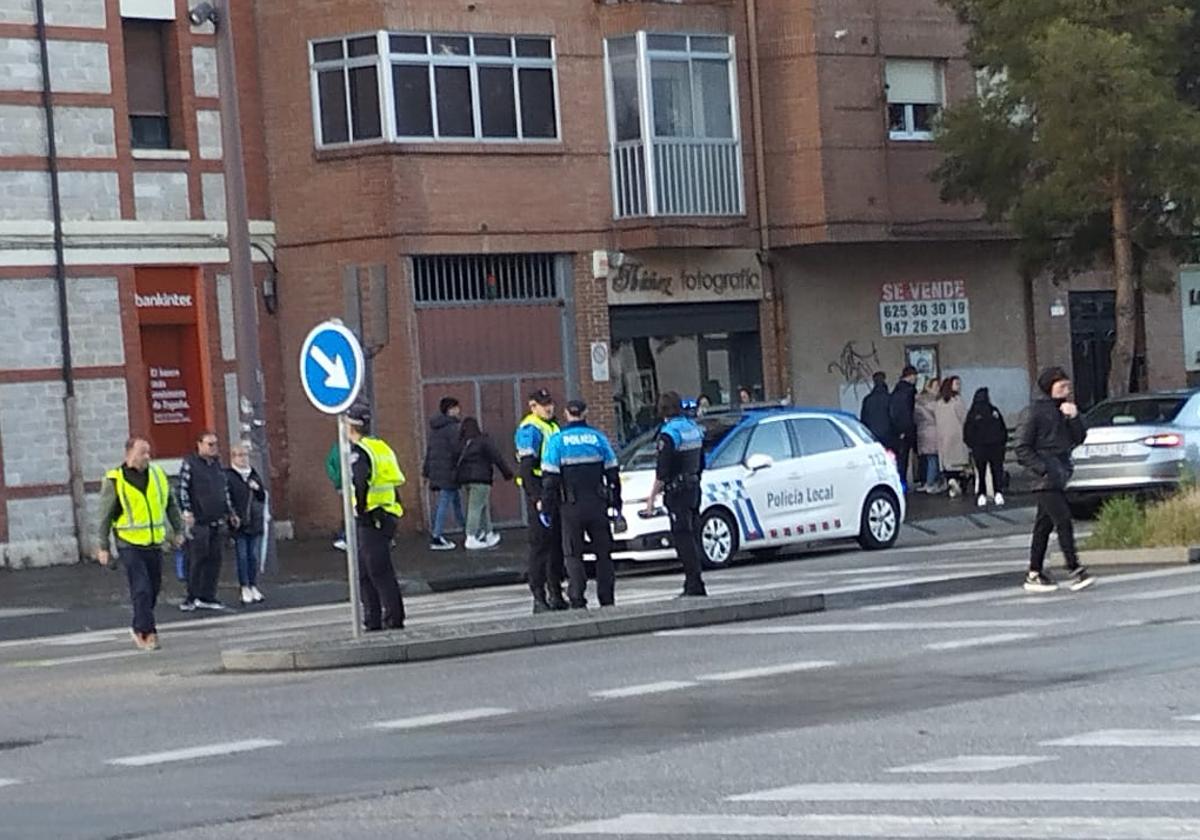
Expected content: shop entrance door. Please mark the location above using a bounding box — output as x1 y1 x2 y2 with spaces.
1069 291 1116 410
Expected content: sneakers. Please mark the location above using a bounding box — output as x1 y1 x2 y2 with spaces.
241 586 255 605
1068 567 1096 592
948 478 962 498
194 599 226 611
332 538 347 551
977 494 988 508
131 631 160 651
1023 571 1058 593
464 535 486 551
179 599 197 612
429 536 456 551
250 585 265 603
483 531 502 548
994 492 1006 507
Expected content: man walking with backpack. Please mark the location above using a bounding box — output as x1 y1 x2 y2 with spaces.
1016 367 1095 593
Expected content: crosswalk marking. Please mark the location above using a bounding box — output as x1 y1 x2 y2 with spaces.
552 813 1200 837
696 661 836 682
729 782 1200 802
0 779 21 789
15 649 149 668
591 681 697 700
371 707 511 730
886 755 1056 774
658 620 1068 638
925 632 1035 651
1044 729 1200 747
107 738 282 767
1098 583 1200 603
1177 714 1200 722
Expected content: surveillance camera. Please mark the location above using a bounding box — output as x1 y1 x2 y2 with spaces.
188 1 217 27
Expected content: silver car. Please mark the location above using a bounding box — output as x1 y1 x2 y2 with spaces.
1067 389 1200 512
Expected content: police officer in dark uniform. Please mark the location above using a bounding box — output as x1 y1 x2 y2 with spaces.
644 391 708 597
541 400 622 609
346 404 406 631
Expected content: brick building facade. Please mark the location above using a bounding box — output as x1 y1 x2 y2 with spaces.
0 0 277 567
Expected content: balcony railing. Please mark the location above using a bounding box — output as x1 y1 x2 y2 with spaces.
612 137 744 219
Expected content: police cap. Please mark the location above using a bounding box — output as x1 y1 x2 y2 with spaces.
565 399 587 416
346 403 371 427
529 388 554 406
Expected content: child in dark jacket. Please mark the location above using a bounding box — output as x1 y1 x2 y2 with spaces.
963 387 1008 507
456 417 514 550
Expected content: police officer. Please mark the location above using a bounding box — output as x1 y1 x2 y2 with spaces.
346 404 406 631
542 400 622 609
644 391 708 598
515 389 568 613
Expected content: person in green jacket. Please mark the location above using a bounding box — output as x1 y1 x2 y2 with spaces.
326 441 346 550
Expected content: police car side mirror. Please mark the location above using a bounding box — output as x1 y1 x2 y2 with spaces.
745 453 774 473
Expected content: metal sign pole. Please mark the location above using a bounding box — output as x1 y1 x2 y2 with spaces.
338 413 363 638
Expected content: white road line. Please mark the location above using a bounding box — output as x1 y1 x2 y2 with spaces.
14 649 148 668
107 738 283 767
657 619 1068 638
925 632 1036 651
1044 729 1200 748
1098 583 1200 603
887 755 1057 774
732 782 1200 802
696 661 836 682
862 587 1020 611
1177 714 1200 722
591 681 698 700
552 813 1200 837
371 707 512 731
0 779 21 789
0 608 61 619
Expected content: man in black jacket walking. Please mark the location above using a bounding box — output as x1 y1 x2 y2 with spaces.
1015 367 1095 593
889 366 918 489
860 372 894 450
423 397 464 551
179 431 238 610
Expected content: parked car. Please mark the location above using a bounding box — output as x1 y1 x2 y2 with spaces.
1067 389 1200 515
610 407 906 568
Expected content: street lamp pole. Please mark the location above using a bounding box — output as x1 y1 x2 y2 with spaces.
195 1 275 552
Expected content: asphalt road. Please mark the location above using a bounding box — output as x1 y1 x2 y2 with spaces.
1 534 1197 839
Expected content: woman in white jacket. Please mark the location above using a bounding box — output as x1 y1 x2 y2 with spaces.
933 376 970 497
913 378 942 492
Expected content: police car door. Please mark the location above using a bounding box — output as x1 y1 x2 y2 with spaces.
740 418 798 542
787 417 859 538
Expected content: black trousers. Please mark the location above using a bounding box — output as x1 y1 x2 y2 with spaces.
358 516 405 630
666 489 706 596
527 506 565 599
973 447 1006 497
121 543 162 635
894 434 914 485
1030 489 1080 573
561 504 614 607
185 522 223 603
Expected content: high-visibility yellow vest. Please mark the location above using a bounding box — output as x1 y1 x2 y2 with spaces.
516 414 559 479
358 436 405 517
106 464 170 546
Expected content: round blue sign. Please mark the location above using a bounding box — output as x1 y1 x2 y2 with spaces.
299 321 364 414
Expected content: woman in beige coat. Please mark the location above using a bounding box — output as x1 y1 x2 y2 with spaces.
933 376 969 497
913 378 941 491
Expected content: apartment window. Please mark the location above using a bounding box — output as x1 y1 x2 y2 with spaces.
124 19 172 149
604 33 743 218
310 32 559 147
412 253 560 304
886 59 944 140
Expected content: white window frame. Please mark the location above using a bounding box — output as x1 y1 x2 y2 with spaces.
309 31 561 149
602 31 745 218
885 58 945 142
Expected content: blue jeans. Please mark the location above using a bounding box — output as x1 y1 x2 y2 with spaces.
921 455 941 487
432 488 465 539
234 533 260 587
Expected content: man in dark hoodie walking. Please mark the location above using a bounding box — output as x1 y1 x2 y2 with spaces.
423 397 464 550
889 366 919 489
860 371 894 450
1015 367 1095 593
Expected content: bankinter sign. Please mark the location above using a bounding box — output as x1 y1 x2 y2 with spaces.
135 292 194 308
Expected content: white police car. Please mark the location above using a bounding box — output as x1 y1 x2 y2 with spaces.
612 407 906 567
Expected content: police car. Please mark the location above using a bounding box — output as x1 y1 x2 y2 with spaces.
612 407 906 567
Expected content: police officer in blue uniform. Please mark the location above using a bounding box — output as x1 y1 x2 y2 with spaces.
542 400 622 609
515 389 568 613
644 391 708 597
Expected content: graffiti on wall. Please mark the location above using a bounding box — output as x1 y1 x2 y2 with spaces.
827 341 881 414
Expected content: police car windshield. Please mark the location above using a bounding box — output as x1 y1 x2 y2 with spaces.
619 416 741 471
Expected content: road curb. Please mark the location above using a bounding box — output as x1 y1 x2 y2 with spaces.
221 592 827 672
1054 546 1200 566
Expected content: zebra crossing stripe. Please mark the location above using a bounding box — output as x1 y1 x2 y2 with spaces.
1044 729 1200 748
728 782 1200 802
551 813 1200 837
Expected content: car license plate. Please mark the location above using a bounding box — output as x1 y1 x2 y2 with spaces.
1084 443 1137 459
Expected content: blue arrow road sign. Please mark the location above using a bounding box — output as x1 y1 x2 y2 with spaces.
299 321 364 414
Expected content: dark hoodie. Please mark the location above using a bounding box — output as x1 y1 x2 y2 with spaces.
1015 367 1086 491
860 380 894 445
422 413 462 490
963 387 1008 452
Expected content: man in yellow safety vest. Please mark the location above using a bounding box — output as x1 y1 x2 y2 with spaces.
515 388 567 613
97 437 184 650
346 403 407 631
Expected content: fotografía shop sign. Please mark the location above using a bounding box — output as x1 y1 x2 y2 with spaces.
607 249 764 306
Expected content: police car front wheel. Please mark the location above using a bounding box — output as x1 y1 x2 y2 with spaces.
858 488 900 550
700 509 739 569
